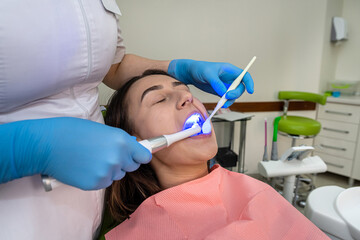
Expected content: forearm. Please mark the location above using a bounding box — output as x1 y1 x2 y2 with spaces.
103 54 171 90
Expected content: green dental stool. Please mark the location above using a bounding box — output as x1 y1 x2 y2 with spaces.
278 91 327 144
276 91 327 207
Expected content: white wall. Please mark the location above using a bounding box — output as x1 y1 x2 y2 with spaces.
318 0 343 93
335 0 360 82
99 0 360 173
102 0 329 104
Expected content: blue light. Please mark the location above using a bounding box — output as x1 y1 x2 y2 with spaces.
183 113 205 136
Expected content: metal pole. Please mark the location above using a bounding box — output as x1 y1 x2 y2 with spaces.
284 175 296 203
238 120 247 173
229 122 235 150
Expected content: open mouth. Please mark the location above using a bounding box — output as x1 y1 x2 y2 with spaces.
182 112 206 136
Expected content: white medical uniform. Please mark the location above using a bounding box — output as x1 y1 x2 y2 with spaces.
0 0 125 239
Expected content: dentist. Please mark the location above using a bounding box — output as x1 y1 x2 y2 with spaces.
0 1 254 239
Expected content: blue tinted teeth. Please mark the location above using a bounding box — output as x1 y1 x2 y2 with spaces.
183 113 205 136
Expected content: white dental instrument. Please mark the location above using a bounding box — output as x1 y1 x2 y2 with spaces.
41 127 201 191
139 124 201 153
42 126 202 191
201 56 257 134
41 114 203 191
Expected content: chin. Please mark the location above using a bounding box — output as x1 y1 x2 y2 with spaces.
196 147 217 161
183 137 218 160
156 137 218 165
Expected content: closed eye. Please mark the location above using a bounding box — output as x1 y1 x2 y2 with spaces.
155 98 166 104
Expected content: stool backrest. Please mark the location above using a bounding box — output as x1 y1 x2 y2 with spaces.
278 91 327 105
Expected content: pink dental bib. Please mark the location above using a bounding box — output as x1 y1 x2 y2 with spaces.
106 165 328 240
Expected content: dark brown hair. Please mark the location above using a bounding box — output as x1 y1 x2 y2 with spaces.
105 69 172 222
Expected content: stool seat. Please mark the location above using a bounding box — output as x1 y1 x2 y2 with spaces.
278 116 321 136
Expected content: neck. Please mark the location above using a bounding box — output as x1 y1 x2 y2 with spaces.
154 163 209 189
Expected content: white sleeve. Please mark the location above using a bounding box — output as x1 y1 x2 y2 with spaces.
113 16 126 64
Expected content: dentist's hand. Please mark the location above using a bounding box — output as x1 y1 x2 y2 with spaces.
0 117 152 190
168 59 254 108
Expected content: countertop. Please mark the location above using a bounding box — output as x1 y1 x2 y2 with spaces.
326 95 360 105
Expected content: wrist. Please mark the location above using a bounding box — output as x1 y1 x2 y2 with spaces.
0 119 50 182
167 59 194 85
0 123 21 182
167 59 178 78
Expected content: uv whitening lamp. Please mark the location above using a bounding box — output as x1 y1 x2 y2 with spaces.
41 113 206 192
139 112 205 153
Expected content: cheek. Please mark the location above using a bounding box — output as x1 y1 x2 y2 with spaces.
136 109 178 139
155 134 218 166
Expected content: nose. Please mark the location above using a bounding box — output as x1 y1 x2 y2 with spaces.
177 91 193 109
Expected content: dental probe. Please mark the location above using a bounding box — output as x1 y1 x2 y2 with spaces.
139 124 201 153
202 56 256 134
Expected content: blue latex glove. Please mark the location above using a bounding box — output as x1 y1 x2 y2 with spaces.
0 117 152 190
168 59 254 108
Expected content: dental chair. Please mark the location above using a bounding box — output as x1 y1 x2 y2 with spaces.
276 91 327 206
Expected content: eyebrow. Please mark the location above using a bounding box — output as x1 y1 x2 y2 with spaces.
172 81 188 88
141 85 163 102
140 81 189 102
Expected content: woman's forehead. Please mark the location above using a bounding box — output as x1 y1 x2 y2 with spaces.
130 74 182 96
134 74 178 88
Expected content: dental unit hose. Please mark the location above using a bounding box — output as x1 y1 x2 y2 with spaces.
262 118 269 161
271 116 281 160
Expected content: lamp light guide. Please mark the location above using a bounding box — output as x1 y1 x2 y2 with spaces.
183 113 205 135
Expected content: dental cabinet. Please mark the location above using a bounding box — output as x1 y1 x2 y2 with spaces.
315 96 360 185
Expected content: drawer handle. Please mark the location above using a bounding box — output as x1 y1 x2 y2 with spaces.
323 127 349 134
320 144 346 151
325 110 352 116
325 162 344 168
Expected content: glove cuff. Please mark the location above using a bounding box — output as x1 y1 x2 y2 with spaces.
167 59 195 85
167 59 178 79
0 119 51 184
0 122 21 182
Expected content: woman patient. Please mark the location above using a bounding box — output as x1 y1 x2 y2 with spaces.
104 70 328 240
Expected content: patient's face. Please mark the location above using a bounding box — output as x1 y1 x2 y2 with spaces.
126 74 217 168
